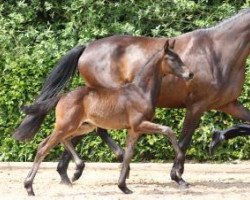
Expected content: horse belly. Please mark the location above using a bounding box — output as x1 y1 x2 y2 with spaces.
84 94 129 130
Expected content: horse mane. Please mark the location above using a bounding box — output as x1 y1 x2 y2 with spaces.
181 8 250 37
207 8 250 31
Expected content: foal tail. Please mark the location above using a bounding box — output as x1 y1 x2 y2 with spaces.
13 45 86 141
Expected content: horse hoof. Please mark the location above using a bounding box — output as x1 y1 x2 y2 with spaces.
60 179 72 186
118 185 133 194
72 163 85 182
59 175 72 186
27 191 35 196
24 181 35 196
178 179 190 189
72 171 82 182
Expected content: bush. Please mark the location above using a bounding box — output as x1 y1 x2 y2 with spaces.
0 0 249 162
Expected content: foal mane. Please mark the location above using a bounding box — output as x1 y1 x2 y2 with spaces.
133 48 163 88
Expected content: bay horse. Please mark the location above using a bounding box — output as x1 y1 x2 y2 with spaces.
210 123 250 154
22 40 193 196
14 8 250 187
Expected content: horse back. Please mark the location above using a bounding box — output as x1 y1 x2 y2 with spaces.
78 35 166 88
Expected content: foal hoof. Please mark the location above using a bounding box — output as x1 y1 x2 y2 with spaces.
60 179 72 186
59 175 72 186
72 170 83 182
72 163 85 182
24 182 35 196
27 190 35 196
118 185 133 194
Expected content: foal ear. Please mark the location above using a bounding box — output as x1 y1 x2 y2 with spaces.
168 39 176 49
164 40 170 53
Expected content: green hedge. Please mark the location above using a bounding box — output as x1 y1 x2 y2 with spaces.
0 0 249 162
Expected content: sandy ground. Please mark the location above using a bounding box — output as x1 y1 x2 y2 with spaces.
0 161 250 200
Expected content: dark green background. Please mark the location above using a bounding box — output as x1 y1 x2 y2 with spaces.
0 0 249 162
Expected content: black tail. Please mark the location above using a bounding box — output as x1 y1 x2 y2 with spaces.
13 45 86 141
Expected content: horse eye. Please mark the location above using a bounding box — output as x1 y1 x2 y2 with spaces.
166 55 175 61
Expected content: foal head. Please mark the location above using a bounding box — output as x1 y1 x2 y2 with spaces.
161 40 193 80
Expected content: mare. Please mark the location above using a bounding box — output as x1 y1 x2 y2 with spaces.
22 41 193 196
14 8 250 187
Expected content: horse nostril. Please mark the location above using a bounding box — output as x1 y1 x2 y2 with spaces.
189 72 194 79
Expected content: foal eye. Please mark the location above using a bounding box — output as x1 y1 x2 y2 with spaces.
166 56 175 61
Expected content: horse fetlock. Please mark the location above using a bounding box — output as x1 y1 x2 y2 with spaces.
170 167 181 181
76 160 85 169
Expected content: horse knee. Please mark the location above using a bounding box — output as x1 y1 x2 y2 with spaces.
116 149 124 162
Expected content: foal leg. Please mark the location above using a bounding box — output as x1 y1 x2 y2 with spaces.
170 106 204 188
97 128 130 178
57 128 125 184
118 132 138 194
61 140 85 182
57 135 84 185
137 121 184 179
96 128 124 162
24 134 59 196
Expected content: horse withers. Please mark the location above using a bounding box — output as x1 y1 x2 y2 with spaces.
22 40 193 196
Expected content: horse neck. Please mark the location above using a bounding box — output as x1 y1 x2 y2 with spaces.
132 50 163 102
210 9 250 71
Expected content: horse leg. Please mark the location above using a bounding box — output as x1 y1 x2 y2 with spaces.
96 128 124 162
210 123 250 154
170 106 204 188
57 135 84 185
61 139 85 183
96 128 130 178
57 128 125 184
118 132 138 194
210 101 250 151
24 134 59 196
219 101 250 121
137 121 184 181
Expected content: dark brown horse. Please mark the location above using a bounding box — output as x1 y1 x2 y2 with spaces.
14 8 250 187
22 41 193 196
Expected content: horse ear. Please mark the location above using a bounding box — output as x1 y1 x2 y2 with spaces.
169 39 176 49
164 40 170 53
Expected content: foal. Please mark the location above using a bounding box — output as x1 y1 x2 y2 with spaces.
24 40 193 196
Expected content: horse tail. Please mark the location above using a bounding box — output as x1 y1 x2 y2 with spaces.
13 45 86 141
13 96 61 141
37 44 86 102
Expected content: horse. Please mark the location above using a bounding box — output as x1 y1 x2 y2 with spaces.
14 8 250 187
22 40 193 196
209 123 250 154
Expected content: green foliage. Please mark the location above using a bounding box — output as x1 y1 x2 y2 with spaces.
0 0 249 162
